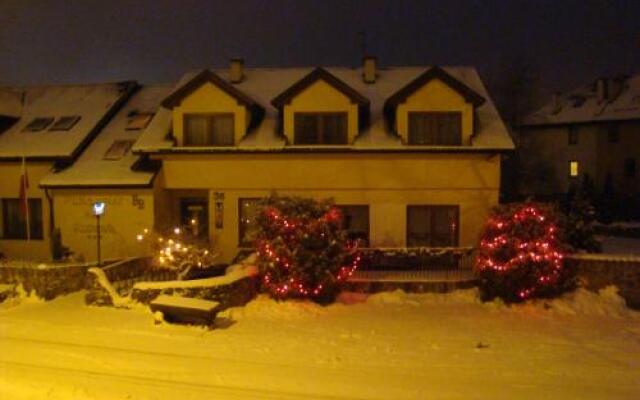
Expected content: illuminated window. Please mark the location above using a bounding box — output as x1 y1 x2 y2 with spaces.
238 198 261 247
183 113 234 146
23 117 54 132
294 113 348 144
103 140 135 160
407 205 459 247
126 112 154 130
49 116 81 131
408 112 462 145
568 126 578 145
569 161 579 177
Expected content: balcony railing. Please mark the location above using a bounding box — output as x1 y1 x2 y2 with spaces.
352 247 476 282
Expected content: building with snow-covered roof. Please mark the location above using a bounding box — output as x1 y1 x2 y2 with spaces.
38 85 171 260
519 73 640 216
133 59 513 263
0 81 136 260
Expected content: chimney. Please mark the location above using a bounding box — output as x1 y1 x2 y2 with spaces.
596 78 608 103
363 56 377 84
229 58 244 83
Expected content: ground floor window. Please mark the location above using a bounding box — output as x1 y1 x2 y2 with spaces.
238 198 261 247
0 198 43 240
337 205 369 246
406 205 459 247
179 198 208 238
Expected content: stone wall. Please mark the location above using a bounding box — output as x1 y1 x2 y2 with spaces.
84 257 172 306
570 254 640 309
0 263 91 300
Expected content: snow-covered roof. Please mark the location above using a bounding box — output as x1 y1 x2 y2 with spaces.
134 66 513 153
0 82 135 160
40 85 172 188
522 72 640 127
0 88 22 118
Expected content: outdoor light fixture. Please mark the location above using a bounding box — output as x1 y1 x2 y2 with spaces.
93 201 106 265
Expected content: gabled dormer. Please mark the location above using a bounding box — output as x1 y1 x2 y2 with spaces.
162 70 264 146
384 66 485 146
271 67 370 145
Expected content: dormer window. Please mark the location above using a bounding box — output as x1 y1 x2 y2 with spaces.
294 112 347 144
408 112 462 145
183 113 234 146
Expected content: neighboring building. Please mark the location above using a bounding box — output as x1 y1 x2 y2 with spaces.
519 74 640 208
40 85 171 261
0 82 136 260
133 59 513 263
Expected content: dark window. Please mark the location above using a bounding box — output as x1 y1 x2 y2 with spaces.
179 198 208 238
407 205 459 247
238 198 261 247
294 113 348 144
1 198 43 240
103 140 135 160
624 158 636 178
408 112 462 145
49 116 81 131
607 124 619 143
337 205 369 246
126 112 154 130
183 113 234 146
568 126 579 145
23 117 54 132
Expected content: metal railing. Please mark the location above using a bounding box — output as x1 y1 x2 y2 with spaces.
352 247 477 282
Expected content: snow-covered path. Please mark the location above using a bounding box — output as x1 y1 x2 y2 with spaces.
1 289 639 399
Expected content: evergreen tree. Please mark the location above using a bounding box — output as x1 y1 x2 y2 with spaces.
565 191 602 253
476 202 574 303
251 196 360 303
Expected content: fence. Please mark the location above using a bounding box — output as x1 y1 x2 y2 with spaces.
352 247 476 282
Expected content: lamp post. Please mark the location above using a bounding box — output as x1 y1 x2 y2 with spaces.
93 202 105 265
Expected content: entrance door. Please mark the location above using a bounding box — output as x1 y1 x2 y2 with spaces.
179 198 209 238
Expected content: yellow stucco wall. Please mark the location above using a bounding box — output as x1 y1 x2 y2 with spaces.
52 189 154 262
156 153 500 262
171 82 248 146
396 79 474 145
0 162 53 261
283 80 359 144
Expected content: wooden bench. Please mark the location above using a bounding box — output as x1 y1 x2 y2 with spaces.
149 295 220 327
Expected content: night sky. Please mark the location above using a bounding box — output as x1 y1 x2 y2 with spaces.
1 0 639 95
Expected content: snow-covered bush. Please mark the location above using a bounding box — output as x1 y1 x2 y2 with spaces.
476 202 575 303
136 228 219 280
250 196 360 303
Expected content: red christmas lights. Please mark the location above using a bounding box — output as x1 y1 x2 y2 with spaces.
476 203 570 302
254 199 361 300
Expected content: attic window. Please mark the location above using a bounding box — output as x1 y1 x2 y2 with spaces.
103 140 135 160
49 116 81 131
126 112 154 130
23 117 54 132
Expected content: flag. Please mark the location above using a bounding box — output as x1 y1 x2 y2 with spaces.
19 156 30 240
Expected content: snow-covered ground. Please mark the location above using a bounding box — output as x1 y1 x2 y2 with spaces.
0 288 639 399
